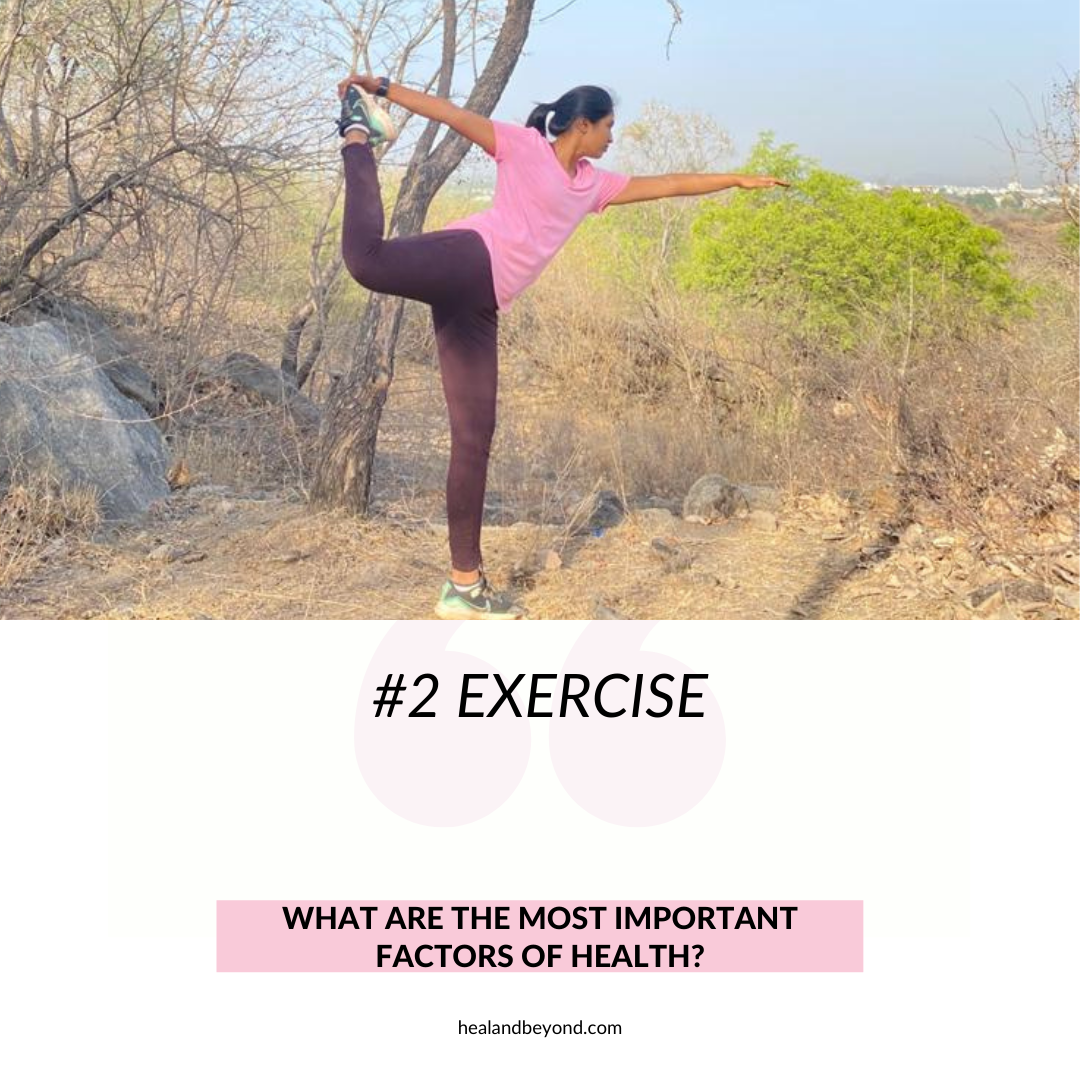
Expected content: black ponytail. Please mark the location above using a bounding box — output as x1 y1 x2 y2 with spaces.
525 101 555 136
525 85 616 138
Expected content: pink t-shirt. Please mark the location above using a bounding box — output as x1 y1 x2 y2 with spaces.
443 119 631 312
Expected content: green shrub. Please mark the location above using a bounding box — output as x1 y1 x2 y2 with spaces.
1061 219 1080 254
677 133 1038 352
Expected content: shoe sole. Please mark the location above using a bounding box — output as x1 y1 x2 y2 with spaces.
348 87 398 145
433 601 525 621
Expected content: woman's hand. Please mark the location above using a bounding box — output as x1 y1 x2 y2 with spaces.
337 73 382 100
737 175 791 190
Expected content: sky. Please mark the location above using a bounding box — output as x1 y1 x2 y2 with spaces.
448 0 1079 187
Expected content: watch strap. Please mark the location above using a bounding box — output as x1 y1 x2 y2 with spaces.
375 76 390 98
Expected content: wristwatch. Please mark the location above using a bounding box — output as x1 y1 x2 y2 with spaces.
375 76 390 97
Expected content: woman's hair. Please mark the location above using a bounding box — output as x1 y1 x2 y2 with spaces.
525 85 616 138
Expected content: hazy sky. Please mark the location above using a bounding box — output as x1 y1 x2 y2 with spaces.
471 0 1078 187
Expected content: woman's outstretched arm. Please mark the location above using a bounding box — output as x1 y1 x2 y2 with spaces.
339 74 495 155
607 172 790 205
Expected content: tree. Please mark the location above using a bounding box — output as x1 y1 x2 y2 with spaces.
992 69 1079 251
678 132 1037 354
310 0 535 512
310 0 687 514
0 0 306 322
606 100 734 273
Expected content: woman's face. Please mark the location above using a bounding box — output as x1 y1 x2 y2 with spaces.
567 112 615 157
592 113 615 157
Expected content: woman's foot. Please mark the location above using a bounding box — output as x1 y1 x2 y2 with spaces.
434 573 525 620
337 85 397 146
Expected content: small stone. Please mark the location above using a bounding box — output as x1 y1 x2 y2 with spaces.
650 536 694 572
898 587 920 600
594 601 623 620
180 551 208 565
898 523 924 547
739 484 783 512
748 510 778 532
931 535 956 549
217 499 236 515
970 585 1005 614
886 574 902 589
148 543 177 563
683 475 750 522
273 550 309 565
821 526 847 541
1053 586 1079 610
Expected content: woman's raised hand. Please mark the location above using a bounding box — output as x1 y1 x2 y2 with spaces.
337 73 381 100
737 175 791 190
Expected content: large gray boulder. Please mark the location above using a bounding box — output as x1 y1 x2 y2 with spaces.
683 475 782 523
0 322 170 520
9 298 162 416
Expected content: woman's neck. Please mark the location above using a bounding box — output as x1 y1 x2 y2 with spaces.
551 137 582 177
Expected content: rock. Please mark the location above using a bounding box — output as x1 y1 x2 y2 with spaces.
898 523 924 548
635 507 677 536
1053 586 1079 610
650 536 694 572
740 484 783 512
9 297 163 415
0 322 170 521
821 526 848 541
570 489 625 534
271 549 310 565
969 584 1005 614
593 600 623 620
217 351 321 430
148 543 178 563
748 509 779 532
683 475 749 522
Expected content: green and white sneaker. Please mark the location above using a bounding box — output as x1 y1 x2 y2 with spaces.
434 574 525 620
337 85 397 146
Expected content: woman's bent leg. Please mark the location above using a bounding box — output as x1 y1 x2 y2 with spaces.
341 142 480 307
432 300 499 573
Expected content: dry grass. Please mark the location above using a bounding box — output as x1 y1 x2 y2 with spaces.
0 466 101 590
2 209 1076 619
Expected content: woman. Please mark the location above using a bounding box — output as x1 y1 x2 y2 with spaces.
335 74 789 619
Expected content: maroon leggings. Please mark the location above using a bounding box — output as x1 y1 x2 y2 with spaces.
340 141 498 573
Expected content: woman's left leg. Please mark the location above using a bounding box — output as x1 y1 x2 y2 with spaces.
431 298 499 575
340 141 482 308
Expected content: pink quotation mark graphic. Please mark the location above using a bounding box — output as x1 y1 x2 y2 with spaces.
356 623 724 826
355 624 530 827
550 622 725 826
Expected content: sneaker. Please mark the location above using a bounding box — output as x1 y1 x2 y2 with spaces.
434 574 525 620
337 84 397 145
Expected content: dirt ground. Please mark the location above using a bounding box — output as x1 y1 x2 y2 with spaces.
2 473 1075 619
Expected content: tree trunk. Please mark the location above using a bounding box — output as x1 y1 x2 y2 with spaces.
310 0 536 513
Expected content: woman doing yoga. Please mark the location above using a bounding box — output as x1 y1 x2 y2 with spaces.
335 74 789 619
